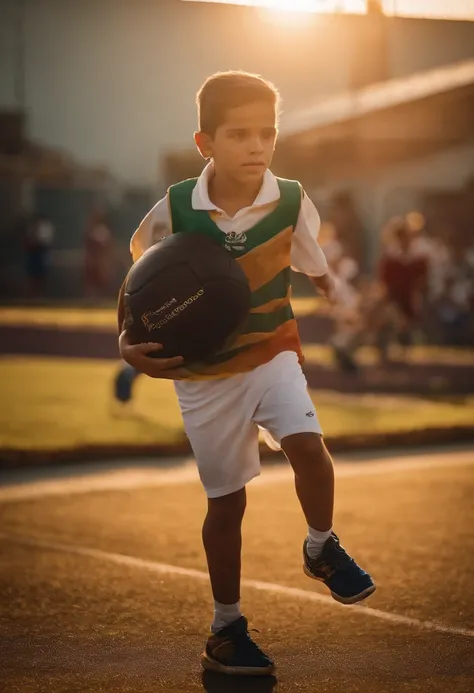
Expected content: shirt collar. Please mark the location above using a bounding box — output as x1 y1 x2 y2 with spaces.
191 161 280 211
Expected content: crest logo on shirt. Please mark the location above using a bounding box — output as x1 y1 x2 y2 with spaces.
224 231 247 252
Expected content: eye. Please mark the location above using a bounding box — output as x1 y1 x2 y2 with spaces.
262 128 276 140
231 130 246 141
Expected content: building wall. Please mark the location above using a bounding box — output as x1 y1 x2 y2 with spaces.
1 0 474 186
0 0 19 110
389 16 474 78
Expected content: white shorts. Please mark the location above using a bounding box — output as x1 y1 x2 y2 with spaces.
174 351 322 498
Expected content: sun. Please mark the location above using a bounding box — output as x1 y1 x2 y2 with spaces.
256 0 367 15
183 1 368 16
261 0 324 11
257 0 364 25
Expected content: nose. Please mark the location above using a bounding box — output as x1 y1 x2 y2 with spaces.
249 135 265 154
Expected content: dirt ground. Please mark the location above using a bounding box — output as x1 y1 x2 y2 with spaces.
1 446 473 692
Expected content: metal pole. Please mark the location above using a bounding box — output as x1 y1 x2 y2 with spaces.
14 0 25 110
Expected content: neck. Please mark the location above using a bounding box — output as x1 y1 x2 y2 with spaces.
209 168 264 216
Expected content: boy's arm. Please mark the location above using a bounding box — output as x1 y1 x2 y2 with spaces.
117 284 185 377
118 329 186 378
308 272 337 299
130 196 172 262
291 192 340 301
118 195 187 378
117 277 127 334
119 195 171 332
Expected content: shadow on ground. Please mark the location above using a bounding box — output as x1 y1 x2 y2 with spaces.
201 671 278 692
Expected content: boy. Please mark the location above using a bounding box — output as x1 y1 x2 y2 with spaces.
118 71 375 677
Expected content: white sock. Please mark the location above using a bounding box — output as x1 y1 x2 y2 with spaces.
211 601 242 634
306 526 332 560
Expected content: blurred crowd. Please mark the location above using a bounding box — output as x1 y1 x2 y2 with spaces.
18 209 120 301
320 208 474 372
16 193 474 374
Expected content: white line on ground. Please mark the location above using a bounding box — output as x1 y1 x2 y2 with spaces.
0 460 198 503
0 449 472 503
255 449 474 486
1 531 473 640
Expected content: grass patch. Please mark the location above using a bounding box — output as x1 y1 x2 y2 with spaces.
303 343 474 366
1 356 473 452
307 390 474 437
0 306 119 329
2 305 472 367
0 298 322 329
0 357 183 450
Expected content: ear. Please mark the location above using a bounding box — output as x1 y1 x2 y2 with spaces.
194 131 213 160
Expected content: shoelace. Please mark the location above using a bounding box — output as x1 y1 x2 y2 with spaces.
234 628 268 658
325 539 354 570
309 536 353 572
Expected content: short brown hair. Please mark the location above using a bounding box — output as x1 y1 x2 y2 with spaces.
196 71 280 136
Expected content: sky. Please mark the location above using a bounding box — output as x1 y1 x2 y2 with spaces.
182 0 474 21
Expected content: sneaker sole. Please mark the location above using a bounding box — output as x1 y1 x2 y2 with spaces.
200 652 275 676
303 564 377 604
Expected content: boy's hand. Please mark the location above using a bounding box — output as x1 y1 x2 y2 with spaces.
310 273 341 304
119 330 184 378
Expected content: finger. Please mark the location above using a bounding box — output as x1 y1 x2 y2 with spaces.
137 342 164 354
158 356 185 369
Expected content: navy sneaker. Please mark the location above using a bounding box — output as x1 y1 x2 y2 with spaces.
303 533 376 604
201 616 275 676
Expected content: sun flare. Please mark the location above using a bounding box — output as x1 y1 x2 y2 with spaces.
182 1 474 22
261 0 326 11
183 0 367 15
257 0 365 12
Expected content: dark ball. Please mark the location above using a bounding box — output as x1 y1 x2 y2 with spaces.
123 233 251 362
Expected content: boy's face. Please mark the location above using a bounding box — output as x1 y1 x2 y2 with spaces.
196 101 277 185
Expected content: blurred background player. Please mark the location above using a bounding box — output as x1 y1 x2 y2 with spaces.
330 277 401 372
83 209 116 301
378 216 429 347
112 363 141 412
23 213 55 299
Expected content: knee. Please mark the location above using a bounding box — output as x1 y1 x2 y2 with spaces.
205 487 247 530
282 433 329 470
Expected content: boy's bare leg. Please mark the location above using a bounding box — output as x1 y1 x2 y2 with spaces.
282 431 375 604
202 487 246 605
281 432 334 531
200 485 274 674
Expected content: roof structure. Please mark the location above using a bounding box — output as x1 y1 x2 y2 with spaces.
280 58 474 136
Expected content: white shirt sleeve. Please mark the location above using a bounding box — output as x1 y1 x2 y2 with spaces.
290 192 328 277
130 195 171 262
